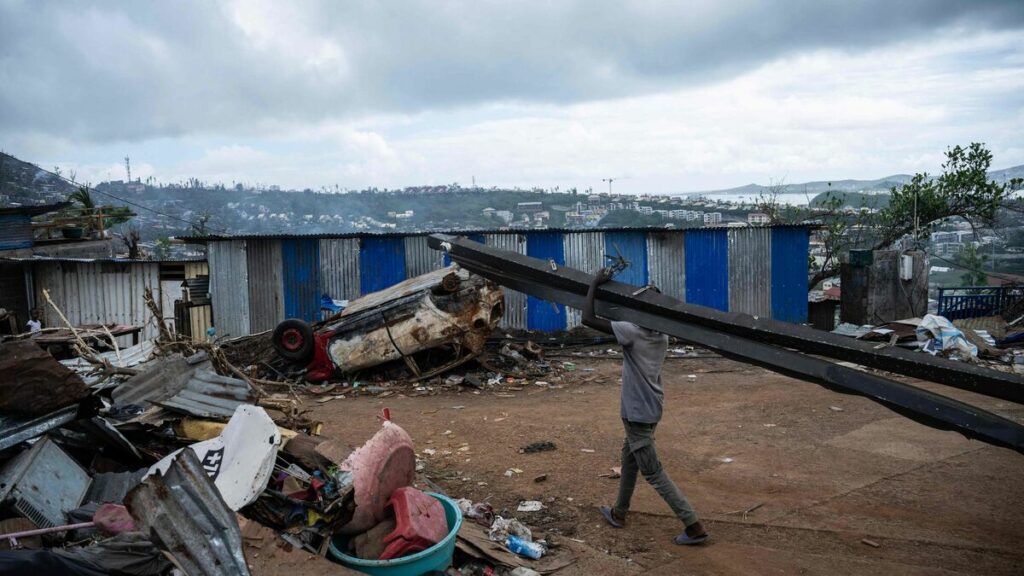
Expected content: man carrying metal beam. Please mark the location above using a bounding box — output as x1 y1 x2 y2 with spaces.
582 268 709 546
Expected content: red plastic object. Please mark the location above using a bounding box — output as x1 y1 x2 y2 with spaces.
338 422 416 535
379 487 447 560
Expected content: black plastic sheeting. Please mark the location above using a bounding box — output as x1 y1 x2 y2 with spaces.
430 233 1024 454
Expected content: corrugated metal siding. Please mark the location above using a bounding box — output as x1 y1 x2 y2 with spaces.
443 234 485 266
646 231 685 301
0 215 33 250
728 228 772 318
207 240 250 338
771 227 810 322
604 231 648 288
484 233 527 329
525 232 566 331
281 239 321 322
32 261 161 344
563 231 604 328
246 239 284 332
184 262 209 279
190 305 213 342
684 229 729 311
404 236 444 278
359 237 406 294
320 238 360 301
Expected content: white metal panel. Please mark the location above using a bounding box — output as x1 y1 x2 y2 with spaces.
404 236 444 279
728 227 772 317
647 231 686 302
483 233 528 329
208 240 251 338
563 231 605 328
319 238 360 301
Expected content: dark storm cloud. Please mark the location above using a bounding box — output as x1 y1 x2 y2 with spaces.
1 0 1021 142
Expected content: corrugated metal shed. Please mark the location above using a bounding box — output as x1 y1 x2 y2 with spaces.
245 239 284 332
563 231 604 328
728 227 772 317
32 260 162 343
320 238 360 300
404 235 444 278
526 232 566 331
605 231 648 287
0 214 34 250
685 229 729 311
646 231 685 301
443 233 485 266
771 227 810 322
281 239 321 322
484 233 527 328
208 240 250 338
360 237 406 294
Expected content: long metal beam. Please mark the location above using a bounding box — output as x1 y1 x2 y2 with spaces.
429 234 1024 454
429 234 1024 404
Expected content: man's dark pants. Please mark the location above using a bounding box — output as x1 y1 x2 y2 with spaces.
613 419 699 526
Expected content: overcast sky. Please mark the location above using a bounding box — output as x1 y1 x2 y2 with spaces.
1 0 1023 194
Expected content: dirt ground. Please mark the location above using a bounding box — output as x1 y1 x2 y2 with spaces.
295 351 1024 575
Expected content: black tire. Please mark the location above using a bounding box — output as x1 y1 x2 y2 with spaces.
272 319 315 363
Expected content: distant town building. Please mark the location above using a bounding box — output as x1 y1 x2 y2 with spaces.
494 210 513 224
747 212 770 225
638 206 653 215
704 212 723 225
517 201 543 213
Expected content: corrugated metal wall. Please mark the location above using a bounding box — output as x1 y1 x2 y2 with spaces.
771 227 810 322
728 228 772 318
360 237 406 294
208 240 250 338
246 239 284 332
0 215 33 250
605 231 648 287
646 231 685 301
484 233 527 328
404 236 444 278
281 239 321 323
443 234 485 266
320 238 360 301
563 231 604 328
32 261 161 344
525 232 566 331
684 229 729 311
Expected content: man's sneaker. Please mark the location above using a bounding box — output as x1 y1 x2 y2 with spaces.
674 521 709 545
599 506 625 528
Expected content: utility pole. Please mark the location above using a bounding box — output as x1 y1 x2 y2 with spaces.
125 156 132 183
602 178 615 194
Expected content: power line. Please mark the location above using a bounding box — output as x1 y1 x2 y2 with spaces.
928 251 1021 283
34 164 228 234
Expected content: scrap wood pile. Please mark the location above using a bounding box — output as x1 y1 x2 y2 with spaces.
0 288 576 575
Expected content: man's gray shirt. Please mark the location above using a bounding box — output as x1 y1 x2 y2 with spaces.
611 321 669 424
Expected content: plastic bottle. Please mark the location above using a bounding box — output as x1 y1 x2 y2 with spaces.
505 535 545 559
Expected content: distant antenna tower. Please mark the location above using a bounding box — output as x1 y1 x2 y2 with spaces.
125 156 132 183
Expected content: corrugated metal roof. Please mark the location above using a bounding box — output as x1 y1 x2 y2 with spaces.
0 202 70 216
159 369 256 420
125 448 250 576
728 227 772 318
0 214 34 250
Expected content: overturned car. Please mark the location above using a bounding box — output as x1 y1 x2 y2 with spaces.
272 266 505 382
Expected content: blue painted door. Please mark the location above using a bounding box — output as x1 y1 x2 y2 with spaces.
360 237 406 294
281 239 321 322
604 231 648 287
684 229 729 311
526 232 566 331
443 234 485 266
771 227 810 322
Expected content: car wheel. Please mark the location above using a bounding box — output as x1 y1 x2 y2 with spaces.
272 319 315 363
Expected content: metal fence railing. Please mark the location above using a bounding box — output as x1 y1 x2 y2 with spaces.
937 285 1024 320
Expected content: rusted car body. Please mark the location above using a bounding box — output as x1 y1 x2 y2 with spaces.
272 266 504 381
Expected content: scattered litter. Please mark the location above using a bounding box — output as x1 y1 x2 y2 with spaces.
599 466 622 479
719 457 734 464
580 448 595 453
520 441 557 454
517 500 544 512
504 468 524 477
829 406 844 412
533 474 548 483
861 538 881 548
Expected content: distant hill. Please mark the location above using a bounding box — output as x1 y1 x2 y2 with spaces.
689 164 1024 198
0 151 79 205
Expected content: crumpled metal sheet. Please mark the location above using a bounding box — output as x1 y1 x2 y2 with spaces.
0 404 79 451
159 369 256 419
125 448 250 576
84 469 148 505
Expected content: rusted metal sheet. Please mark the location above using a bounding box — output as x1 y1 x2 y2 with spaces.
208 240 251 338
246 238 284 333
646 231 686 301
125 448 250 576
320 238 361 301
563 231 604 328
728 227 772 318
404 235 444 278
484 233 527 329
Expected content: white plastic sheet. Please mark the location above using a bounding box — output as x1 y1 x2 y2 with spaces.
916 314 978 361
